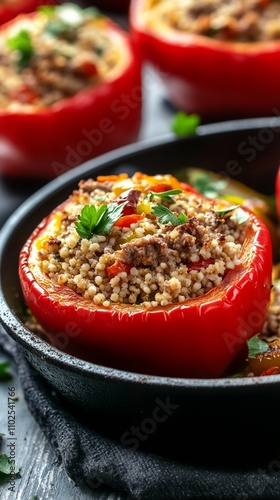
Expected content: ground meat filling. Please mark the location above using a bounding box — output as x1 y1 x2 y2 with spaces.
0 4 125 109
144 0 280 42
37 175 249 309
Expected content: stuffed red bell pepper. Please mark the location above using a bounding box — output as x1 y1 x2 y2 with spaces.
130 0 280 121
19 172 272 379
0 0 57 25
0 3 142 179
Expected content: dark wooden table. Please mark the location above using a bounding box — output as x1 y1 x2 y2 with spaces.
0 44 175 500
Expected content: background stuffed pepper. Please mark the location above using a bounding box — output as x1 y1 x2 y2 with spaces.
130 0 280 121
0 3 142 179
0 0 57 25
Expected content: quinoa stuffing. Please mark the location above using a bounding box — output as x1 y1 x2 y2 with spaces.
0 3 128 109
33 172 250 310
143 0 280 42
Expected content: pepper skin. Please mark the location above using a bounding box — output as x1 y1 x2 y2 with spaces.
0 0 57 25
130 0 280 121
0 11 142 179
18 175 272 379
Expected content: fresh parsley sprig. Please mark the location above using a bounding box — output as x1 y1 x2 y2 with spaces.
215 205 250 224
152 204 188 226
190 172 227 198
215 205 240 218
7 30 33 70
146 189 183 204
247 336 269 359
75 203 125 239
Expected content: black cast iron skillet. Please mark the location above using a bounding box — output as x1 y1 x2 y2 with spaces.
1 118 280 466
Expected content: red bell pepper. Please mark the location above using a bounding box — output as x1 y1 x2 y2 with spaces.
18 173 272 378
107 261 132 279
0 0 57 25
114 213 144 227
130 0 280 121
0 6 142 179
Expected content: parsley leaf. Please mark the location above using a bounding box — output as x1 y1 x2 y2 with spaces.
0 362 11 382
235 207 250 225
215 205 240 218
247 336 269 359
147 189 183 203
152 204 188 226
75 203 125 239
7 30 33 70
189 172 227 198
171 112 200 137
95 203 125 235
0 454 20 483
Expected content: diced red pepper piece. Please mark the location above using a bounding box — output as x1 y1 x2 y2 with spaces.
260 366 280 376
9 84 39 104
114 213 144 228
187 258 215 272
107 261 132 279
75 59 98 79
151 183 172 193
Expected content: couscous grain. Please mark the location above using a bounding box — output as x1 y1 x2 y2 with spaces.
35 173 250 310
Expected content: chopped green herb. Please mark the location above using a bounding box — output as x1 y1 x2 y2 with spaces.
95 203 125 235
44 19 70 37
147 189 183 203
189 172 227 198
234 207 250 225
38 6 55 16
75 203 125 239
0 454 20 483
7 30 33 70
0 362 11 382
215 205 240 218
94 45 105 57
247 336 269 359
171 112 200 137
152 204 188 226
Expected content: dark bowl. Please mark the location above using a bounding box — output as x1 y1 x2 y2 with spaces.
1 117 280 465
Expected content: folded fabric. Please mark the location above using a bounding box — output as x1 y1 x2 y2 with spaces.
0 326 280 500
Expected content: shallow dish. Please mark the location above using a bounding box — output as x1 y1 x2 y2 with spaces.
1 117 280 463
